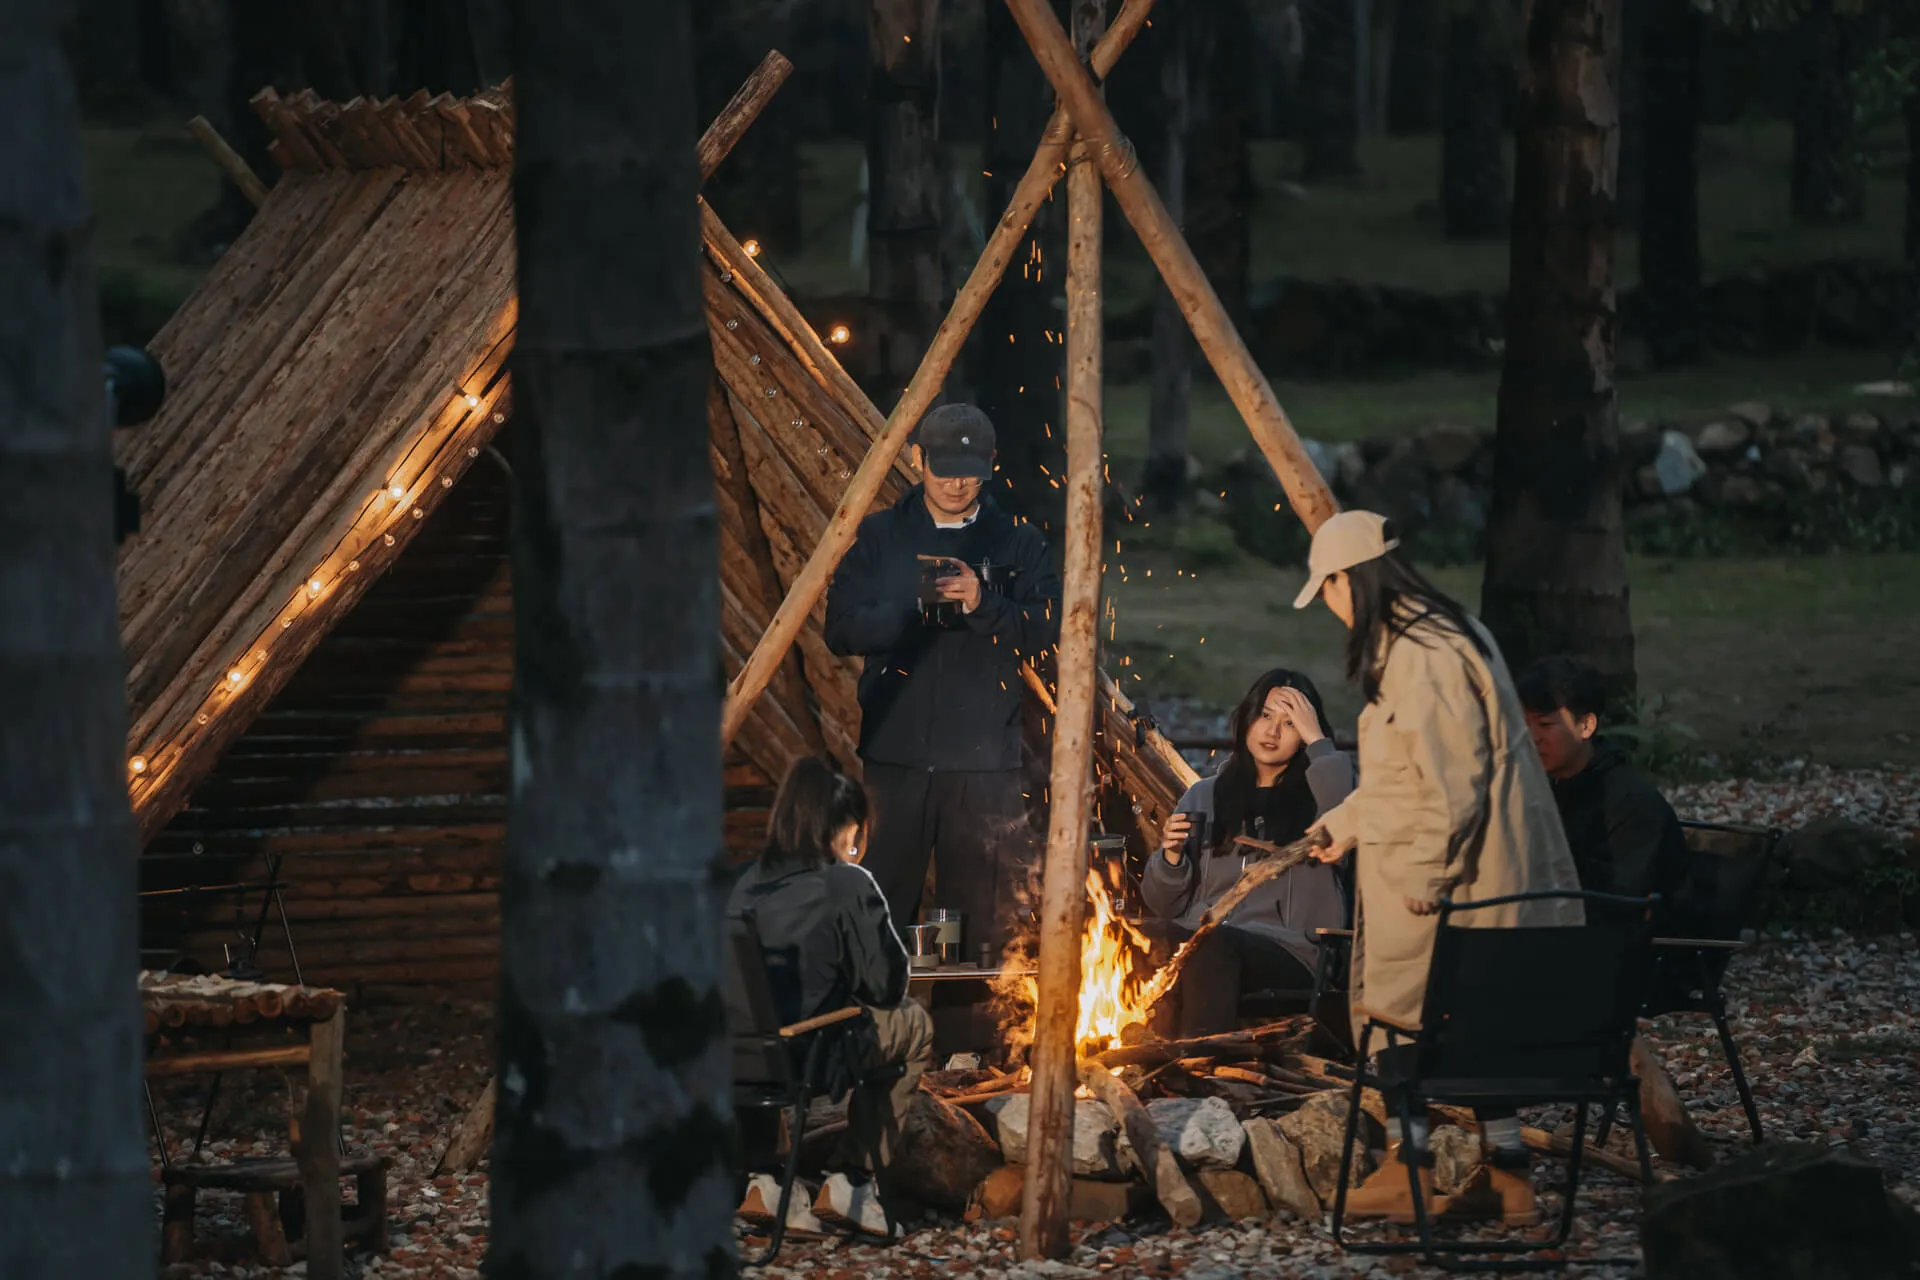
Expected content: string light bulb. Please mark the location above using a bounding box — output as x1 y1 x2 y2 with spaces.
388 482 405 500
828 323 851 345
227 669 245 686
463 392 480 408
307 577 323 596
128 755 147 775
742 239 762 258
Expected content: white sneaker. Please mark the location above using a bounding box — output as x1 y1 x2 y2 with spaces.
812 1172 900 1239
737 1173 826 1235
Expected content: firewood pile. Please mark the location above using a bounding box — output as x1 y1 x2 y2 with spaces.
140 971 343 1033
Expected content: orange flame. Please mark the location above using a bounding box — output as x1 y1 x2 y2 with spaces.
993 861 1163 1059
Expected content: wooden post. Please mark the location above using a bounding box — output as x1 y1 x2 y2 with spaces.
697 51 794 182
187 115 270 207
717 0 1158 750
1001 0 1339 533
1018 0 1107 1261
1077 1060 1203 1227
298 1007 345 1280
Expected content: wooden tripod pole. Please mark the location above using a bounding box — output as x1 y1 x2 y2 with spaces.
1019 0 1107 1260
1002 0 1338 532
717 0 1158 750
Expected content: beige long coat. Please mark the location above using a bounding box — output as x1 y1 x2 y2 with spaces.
1318 614 1583 1036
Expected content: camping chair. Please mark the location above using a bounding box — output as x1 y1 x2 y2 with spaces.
728 911 902 1267
1601 819 1781 1147
1330 890 1658 1271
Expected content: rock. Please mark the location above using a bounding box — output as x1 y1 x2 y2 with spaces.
1793 413 1838 457
1838 444 1885 487
1196 1169 1268 1220
1243 1118 1323 1220
1642 1143 1920 1280
1841 411 1883 441
1781 818 1899 893
1329 440 1366 490
1428 1124 1482 1195
890 1091 1004 1211
1621 419 1663 469
1764 446 1816 490
1653 430 1707 496
1691 419 1752 456
945 1053 982 1071
1716 475 1766 507
1277 1092 1375 1205
1635 465 1667 500
993 1094 1124 1177
1303 438 1336 486
963 1167 1150 1224
1727 401 1773 430
1140 1097 1245 1170
1351 437 1433 531
1430 473 1486 530
1418 424 1481 474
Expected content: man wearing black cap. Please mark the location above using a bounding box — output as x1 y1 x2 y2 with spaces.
825 403 1061 966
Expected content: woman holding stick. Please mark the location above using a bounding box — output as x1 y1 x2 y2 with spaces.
1297 511 1583 1226
1141 669 1353 1038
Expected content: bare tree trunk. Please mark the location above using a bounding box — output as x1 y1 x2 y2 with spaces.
1790 0 1866 227
977 0 1064 533
1637 0 1701 367
1482 0 1634 701
1440 0 1507 239
1299 0 1360 180
1144 4 1191 516
868 0 944 409
1020 0 1104 1258
1907 51 1920 368
490 0 732 1274
1187 0 1255 321
0 7 150 1276
1387 0 1441 134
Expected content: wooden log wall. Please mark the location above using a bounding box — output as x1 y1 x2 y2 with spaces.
140 454 776 1000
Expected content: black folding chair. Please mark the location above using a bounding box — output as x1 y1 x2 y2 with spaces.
1330 890 1658 1272
728 912 901 1267
1624 820 1780 1145
1309 926 1356 1058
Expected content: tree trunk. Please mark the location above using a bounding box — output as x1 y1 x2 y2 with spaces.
1790 0 1866 227
68 0 147 114
1481 0 1634 702
0 9 151 1276
698 0 802 256
868 0 943 410
1440 0 1507 239
1636 0 1701 367
1613 0 1642 227
1299 0 1360 179
976 0 1064 534
489 1 732 1274
1386 0 1441 134
1907 57 1920 368
1144 4 1192 516
1187 0 1255 321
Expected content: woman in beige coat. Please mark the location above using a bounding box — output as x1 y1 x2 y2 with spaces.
1297 510 1584 1225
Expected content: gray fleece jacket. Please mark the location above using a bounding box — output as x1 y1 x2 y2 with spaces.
1140 739 1355 971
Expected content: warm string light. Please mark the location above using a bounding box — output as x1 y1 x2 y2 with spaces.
133 382 500 796
827 323 851 346
742 238 762 258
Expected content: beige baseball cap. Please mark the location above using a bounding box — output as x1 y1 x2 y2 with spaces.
1292 509 1399 609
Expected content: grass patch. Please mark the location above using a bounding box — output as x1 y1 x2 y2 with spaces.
1108 550 1920 772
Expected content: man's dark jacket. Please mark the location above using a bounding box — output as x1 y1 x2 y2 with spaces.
1551 737 1688 908
728 861 909 1026
824 488 1060 771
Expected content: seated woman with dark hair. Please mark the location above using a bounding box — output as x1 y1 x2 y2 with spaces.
729 757 931 1236
1141 669 1355 1039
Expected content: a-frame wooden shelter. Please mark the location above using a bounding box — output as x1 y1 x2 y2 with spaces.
125 77 1192 997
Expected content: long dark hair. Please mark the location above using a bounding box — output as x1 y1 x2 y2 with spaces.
762 757 869 872
1208 669 1335 854
1343 545 1489 704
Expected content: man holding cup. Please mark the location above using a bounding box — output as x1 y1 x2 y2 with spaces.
825 404 1061 967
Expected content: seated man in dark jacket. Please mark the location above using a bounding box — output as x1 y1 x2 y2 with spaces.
729 758 931 1235
824 404 1061 965
1519 657 1687 913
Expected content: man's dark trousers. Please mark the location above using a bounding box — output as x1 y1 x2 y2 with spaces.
863 764 1036 966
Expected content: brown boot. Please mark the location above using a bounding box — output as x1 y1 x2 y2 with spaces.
1445 1150 1540 1226
1342 1143 1451 1225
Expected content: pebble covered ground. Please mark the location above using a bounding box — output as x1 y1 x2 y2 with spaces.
149 769 1920 1279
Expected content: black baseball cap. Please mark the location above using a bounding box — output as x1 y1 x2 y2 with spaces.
915 404 996 480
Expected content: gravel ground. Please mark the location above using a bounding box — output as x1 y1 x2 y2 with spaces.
148 770 1920 1279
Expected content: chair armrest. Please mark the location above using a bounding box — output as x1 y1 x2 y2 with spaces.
1353 1002 1421 1033
1653 936 1746 951
777 1006 865 1038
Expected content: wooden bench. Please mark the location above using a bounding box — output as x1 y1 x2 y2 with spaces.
160 1152 389 1266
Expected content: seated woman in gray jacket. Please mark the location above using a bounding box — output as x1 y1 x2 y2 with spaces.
1142 669 1354 1038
